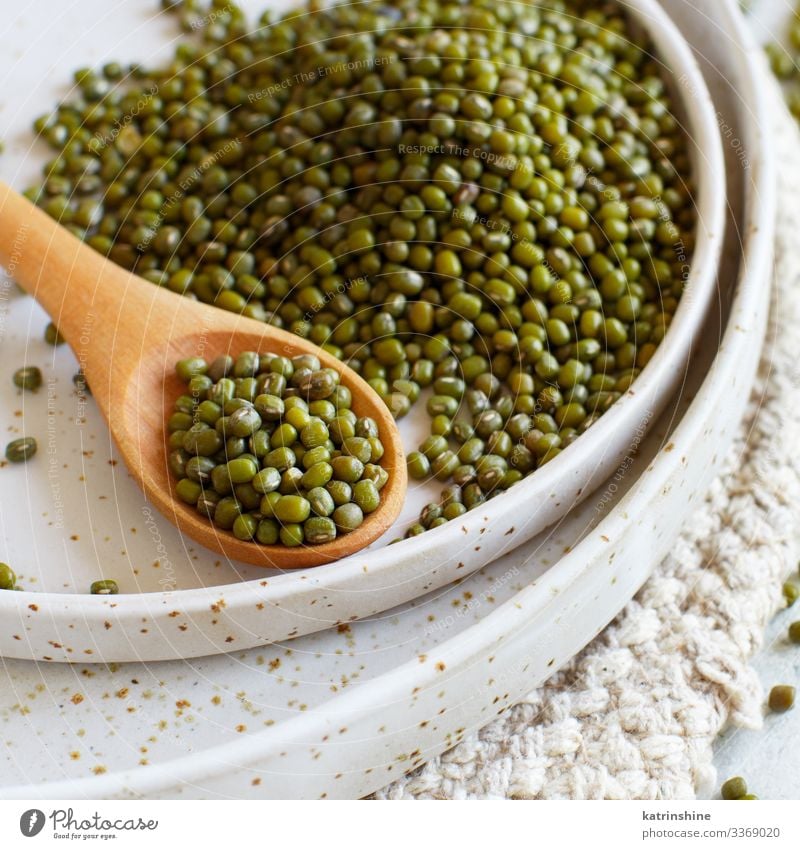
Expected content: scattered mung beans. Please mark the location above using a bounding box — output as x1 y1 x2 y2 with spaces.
714 558 800 800
169 352 385 546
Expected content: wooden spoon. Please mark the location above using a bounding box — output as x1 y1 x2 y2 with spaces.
0 181 406 568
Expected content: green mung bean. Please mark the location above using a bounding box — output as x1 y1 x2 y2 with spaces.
0 562 16 590
73 371 91 394
44 322 65 346
768 684 796 712
333 503 364 533
6 437 37 463
90 579 119 595
721 777 747 800
13 366 42 391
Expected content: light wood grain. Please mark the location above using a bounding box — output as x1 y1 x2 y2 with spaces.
0 181 406 568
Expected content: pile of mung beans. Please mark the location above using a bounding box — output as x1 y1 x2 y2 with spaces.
26 0 695 537
169 351 386 546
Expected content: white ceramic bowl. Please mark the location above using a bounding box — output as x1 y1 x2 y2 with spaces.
0 0 772 798
0 0 726 662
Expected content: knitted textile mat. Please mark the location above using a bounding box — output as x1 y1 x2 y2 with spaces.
374 87 800 801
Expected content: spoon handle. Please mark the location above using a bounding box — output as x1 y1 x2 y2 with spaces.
0 181 135 345
0 180 192 415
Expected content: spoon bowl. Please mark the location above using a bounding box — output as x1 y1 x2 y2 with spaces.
0 181 406 568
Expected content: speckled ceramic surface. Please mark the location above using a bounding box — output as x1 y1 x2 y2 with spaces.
0 0 773 799
0 0 725 664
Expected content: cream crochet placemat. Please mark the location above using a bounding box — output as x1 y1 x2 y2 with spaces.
375 86 800 801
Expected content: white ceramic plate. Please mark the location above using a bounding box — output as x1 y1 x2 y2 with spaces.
0 0 773 798
0 0 725 663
